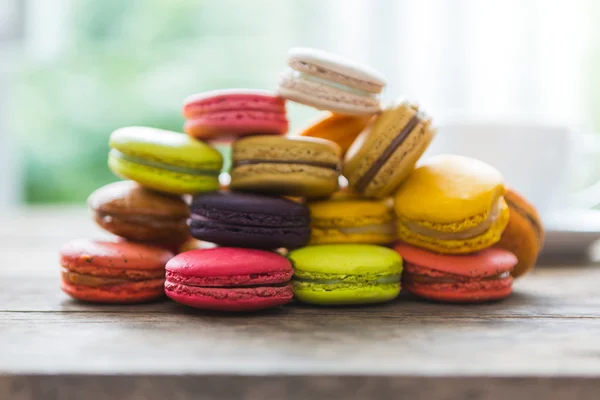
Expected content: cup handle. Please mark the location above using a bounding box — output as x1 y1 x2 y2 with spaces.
569 133 600 209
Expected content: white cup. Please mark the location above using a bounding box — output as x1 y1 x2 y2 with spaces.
424 122 599 221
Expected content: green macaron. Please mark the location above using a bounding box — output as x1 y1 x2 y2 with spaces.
109 126 223 195
288 244 403 305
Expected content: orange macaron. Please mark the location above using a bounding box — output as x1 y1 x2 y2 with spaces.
495 188 545 278
395 242 517 303
297 112 373 155
60 239 173 303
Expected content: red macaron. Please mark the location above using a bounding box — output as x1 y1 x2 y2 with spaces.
394 243 517 303
165 247 293 311
183 89 288 141
60 239 173 303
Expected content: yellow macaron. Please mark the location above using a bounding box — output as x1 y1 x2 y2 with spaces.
308 194 395 245
394 154 509 254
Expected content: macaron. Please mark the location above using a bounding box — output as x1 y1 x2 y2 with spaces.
308 196 395 245
344 101 436 198
165 248 294 311
288 244 403 305
230 135 341 198
277 47 386 115
183 89 288 141
108 126 223 195
395 243 517 303
495 189 545 278
297 112 373 155
88 180 189 244
395 155 510 254
60 239 173 303
189 191 310 249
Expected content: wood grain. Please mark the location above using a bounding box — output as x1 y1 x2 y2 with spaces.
2 208 600 399
2 376 600 400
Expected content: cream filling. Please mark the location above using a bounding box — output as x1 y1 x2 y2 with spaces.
62 270 131 287
404 199 503 240
96 212 187 230
110 150 220 176
336 222 396 235
288 69 378 98
408 271 510 284
294 274 402 285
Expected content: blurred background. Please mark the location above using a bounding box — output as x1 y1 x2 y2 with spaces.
0 0 598 207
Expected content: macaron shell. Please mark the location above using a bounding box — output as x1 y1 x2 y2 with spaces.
495 189 544 277
92 212 189 243
108 154 220 194
293 281 400 305
190 220 310 249
183 91 288 140
189 192 311 249
277 77 380 115
164 282 293 311
288 244 402 276
308 198 395 244
109 127 223 170
394 154 506 224
297 113 373 154
190 191 310 227
308 199 393 226
309 226 395 245
396 200 510 254
230 164 339 198
88 181 189 218
233 135 341 165
60 239 173 271
61 279 165 304
397 243 515 303
88 181 189 242
404 280 513 303
287 47 386 89
230 136 341 198
59 239 172 304
166 248 292 278
344 102 435 198
184 112 287 140
394 244 517 277
164 248 293 311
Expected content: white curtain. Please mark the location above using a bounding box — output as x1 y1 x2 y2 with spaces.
321 0 592 126
0 0 596 207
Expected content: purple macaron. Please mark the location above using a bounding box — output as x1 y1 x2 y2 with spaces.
189 191 310 249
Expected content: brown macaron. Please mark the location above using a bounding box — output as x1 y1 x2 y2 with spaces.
343 101 436 198
88 180 190 243
495 188 545 278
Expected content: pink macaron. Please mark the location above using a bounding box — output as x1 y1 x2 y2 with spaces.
164 247 294 311
183 89 288 141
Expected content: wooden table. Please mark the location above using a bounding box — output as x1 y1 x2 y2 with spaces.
2 207 600 399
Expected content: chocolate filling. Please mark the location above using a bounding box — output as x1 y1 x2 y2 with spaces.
96 211 187 230
61 270 151 287
355 113 423 192
233 159 340 172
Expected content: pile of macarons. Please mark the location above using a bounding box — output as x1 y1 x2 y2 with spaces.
59 47 545 311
